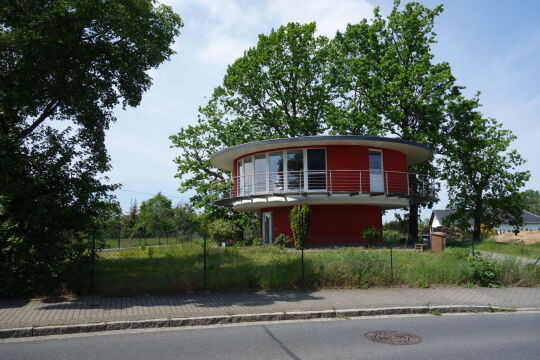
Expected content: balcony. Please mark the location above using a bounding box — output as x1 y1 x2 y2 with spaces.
211 170 434 208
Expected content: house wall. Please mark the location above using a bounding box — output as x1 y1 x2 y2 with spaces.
496 224 540 232
431 216 442 228
429 214 540 232
260 204 383 245
233 145 409 194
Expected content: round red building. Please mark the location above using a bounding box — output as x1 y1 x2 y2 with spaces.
210 136 433 246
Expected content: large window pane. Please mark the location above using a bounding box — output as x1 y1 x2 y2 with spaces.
287 150 303 190
244 157 253 195
269 152 284 192
238 161 244 196
307 149 326 190
369 151 382 170
254 154 267 193
369 150 384 192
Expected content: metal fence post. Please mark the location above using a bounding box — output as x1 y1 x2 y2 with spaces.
301 246 305 284
117 223 121 249
91 233 96 293
203 233 207 289
390 243 394 284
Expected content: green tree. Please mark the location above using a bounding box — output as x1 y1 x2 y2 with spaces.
0 0 182 294
328 1 460 241
121 199 139 238
208 218 239 245
439 97 530 241
172 202 197 238
137 193 175 239
170 22 332 222
521 190 540 216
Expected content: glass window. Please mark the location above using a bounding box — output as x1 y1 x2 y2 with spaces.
269 152 284 192
243 157 253 195
287 150 303 190
307 149 326 190
254 154 267 193
369 150 384 192
238 161 244 196
369 151 382 170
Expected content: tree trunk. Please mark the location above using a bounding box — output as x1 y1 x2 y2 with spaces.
472 216 481 242
408 204 419 243
473 196 483 242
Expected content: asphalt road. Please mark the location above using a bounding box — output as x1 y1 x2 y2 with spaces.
1 312 539 360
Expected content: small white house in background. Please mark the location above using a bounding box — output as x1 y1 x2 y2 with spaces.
429 209 540 233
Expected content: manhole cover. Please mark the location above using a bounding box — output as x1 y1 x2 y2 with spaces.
364 330 422 345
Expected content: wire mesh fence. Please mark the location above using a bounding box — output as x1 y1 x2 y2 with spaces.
77 231 540 295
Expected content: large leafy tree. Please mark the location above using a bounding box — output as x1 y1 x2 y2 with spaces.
521 190 540 216
172 202 198 238
137 193 175 239
328 1 461 240
170 22 332 222
439 97 530 240
0 0 182 294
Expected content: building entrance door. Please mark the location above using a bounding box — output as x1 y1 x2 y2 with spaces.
262 212 273 244
369 150 384 192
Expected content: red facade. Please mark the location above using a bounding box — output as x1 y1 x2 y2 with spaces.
260 205 383 246
233 145 409 197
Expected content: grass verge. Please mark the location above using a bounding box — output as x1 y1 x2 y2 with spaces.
88 243 540 295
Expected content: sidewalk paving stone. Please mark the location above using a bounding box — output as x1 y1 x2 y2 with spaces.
1 287 539 330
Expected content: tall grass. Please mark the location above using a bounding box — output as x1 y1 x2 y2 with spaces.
89 244 540 295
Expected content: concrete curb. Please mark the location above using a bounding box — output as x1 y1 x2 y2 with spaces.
0 305 519 339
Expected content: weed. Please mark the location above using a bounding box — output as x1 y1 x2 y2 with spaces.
470 257 501 287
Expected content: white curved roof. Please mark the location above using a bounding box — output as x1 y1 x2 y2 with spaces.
211 136 433 171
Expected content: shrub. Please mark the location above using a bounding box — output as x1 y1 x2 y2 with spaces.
252 238 264 246
383 230 402 245
470 256 501 287
274 234 292 248
208 219 239 244
289 205 311 250
231 238 252 247
363 226 380 248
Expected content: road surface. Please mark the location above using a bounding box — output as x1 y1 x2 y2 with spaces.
1 312 539 359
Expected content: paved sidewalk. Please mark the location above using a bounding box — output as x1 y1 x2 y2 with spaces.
1 287 539 330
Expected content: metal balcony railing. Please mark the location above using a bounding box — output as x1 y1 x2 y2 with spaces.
210 170 434 206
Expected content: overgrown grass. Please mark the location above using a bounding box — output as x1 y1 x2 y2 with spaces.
90 243 540 295
475 240 540 259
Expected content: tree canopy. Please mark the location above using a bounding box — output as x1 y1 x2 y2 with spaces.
138 193 174 238
327 1 461 240
439 97 530 240
521 190 540 216
170 22 331 220
0 0 182 295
